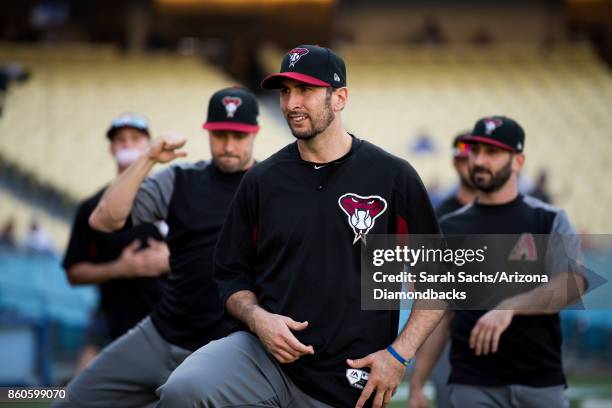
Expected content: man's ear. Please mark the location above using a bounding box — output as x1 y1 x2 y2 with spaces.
513 153 525 172
333 87 348 112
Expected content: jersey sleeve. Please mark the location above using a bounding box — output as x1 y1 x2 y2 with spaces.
131 165 176 226
545 209 589 290
214 171 259 307
62 202 94 270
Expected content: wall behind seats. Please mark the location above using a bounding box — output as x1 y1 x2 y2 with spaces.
337 2 565 44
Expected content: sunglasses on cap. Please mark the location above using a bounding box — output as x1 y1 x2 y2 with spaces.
453 142 470 158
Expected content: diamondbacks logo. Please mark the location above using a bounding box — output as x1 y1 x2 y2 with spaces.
484 118 503 135
346 369 369 390
288 47 309 68
508 233 538 261
222 96 242 118
338 193 388 244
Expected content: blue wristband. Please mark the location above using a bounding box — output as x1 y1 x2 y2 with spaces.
386 345 413 367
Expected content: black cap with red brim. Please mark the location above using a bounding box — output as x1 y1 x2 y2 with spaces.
463 116 525 153
202 87 260 134
261 45 346 89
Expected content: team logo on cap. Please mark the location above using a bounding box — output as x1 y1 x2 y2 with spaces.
288 48 309 68
222 96 242 118
338 193 388 244
484 118 503 135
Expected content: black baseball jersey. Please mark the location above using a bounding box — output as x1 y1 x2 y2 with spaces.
131 161 245 350
440 194 579 387
62 188 166 340
215 136 440 408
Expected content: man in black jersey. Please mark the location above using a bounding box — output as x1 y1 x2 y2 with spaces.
435 132 477 219
62 113 170 372
54 87 260 408
159 45 444 408
408 116 587 408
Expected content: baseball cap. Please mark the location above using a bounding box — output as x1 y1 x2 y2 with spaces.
106 113 150 139
261 44 346 89
452 132 471 158
463 116 525 153
202 87 260 134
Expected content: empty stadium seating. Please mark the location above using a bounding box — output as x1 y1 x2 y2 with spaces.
0 44 291 197
0 247 98 385
2 43 611 238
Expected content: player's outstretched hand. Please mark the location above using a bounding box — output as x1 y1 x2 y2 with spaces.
469 309 514 356
347 348 406 408
252 310 315 364
147 134 187 164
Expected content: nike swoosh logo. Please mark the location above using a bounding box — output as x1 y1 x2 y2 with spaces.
314 164 327 169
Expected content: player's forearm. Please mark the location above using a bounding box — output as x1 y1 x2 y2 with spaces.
67 261 128 284
226 290 267 332
409 311 452 389
392 306 445 360
497 272 586 315
90 155 156 232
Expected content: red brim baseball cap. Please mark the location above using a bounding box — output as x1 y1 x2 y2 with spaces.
261 72 331 89
462 116 525 153
462 135 517 152
261 45 346 90
202 121 260 133
202 87 260 134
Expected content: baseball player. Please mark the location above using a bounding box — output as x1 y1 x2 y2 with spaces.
54 87 260 407
408 116 587 408
158 45 444 408
62 113 169 371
